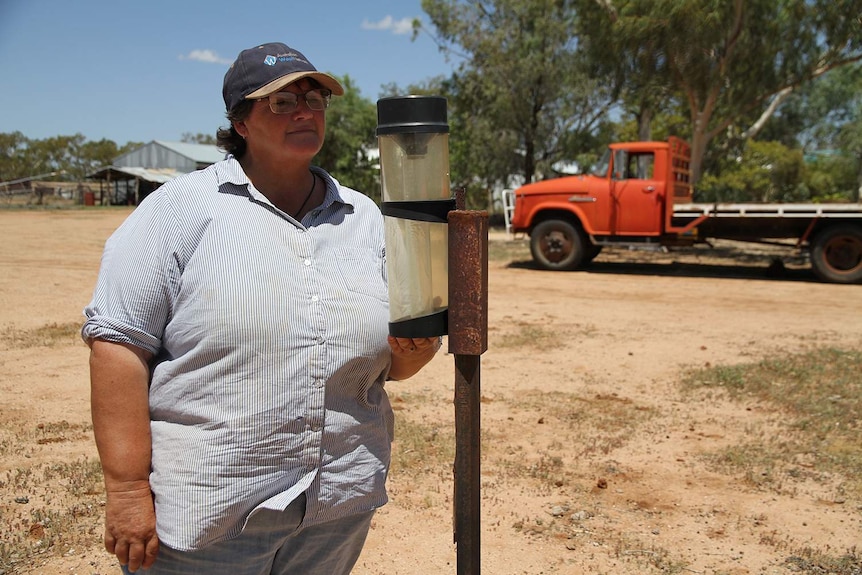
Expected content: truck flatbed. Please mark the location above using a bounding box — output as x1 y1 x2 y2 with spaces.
673 203 862 219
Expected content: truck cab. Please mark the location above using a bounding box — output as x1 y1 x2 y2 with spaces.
509 138 692 269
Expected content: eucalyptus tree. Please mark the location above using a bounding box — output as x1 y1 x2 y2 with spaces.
802 63 862 199
793 64 862 153
579 0 862 185
838 118 862 201
420 0 618 193
27 134 122 183
575 0 676 143
181 132 217 145
770 63 862 201
0 131 30 183
26 134 86 182
1 133 141 187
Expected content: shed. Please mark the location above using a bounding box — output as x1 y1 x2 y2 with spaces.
89 140 224 205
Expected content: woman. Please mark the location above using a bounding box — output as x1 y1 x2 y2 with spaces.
83 42 440 574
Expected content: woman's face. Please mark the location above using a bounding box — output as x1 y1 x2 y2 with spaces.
233 78 326 164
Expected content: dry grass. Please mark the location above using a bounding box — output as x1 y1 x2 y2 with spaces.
1 455 103 572
496 322 566 350
0 320 100 573
678 347 862 574
681 348 862 499
487 234 530 263
2 322 83 350
494 318 597 350
389 400 455 480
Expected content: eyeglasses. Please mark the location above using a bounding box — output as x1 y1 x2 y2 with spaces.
262 89 332 113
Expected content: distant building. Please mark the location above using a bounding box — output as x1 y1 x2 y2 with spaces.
89 141 224 205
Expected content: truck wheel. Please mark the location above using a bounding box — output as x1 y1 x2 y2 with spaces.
810 224 862 284
530 220 585 270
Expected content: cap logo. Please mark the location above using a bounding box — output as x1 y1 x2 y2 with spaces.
262 51 311 67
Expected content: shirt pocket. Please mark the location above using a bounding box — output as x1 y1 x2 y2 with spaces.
334 247 388 302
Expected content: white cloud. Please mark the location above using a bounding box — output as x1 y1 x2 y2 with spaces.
361 15 415 35
179 49 233 65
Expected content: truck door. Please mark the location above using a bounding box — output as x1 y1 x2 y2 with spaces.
609 150 664 235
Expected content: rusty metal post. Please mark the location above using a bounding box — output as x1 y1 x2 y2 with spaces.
448 187 488 575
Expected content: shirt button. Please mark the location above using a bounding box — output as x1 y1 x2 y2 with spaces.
304 259 312 266
311 295 319 302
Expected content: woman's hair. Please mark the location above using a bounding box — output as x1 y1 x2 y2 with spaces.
216 100 255 158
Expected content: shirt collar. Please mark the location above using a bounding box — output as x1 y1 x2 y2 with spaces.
213 155 354 210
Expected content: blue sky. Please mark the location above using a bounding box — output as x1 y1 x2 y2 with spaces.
0 0 459 145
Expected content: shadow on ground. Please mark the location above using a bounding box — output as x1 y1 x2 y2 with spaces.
507 257 819 283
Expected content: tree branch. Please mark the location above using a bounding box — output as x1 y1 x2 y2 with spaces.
737 54 862 140
594 0 618 22
741 86 794 140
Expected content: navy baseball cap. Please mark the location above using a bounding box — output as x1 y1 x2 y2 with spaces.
222 42 344 112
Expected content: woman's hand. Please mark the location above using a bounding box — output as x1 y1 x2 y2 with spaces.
104 481 159 572
387 336 442 380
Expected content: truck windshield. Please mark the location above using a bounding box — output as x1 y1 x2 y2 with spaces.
590 149 611 177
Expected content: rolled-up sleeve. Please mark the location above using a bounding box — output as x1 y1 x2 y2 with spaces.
82 192 184 355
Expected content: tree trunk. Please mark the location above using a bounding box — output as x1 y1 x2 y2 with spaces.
685 86 720 189
524 136 536 184
637 105 652 142
689 123 709 189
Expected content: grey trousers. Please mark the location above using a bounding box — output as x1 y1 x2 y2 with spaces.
122 494 375 575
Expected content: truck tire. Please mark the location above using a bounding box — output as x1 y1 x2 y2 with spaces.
810 224 862 284
530 219 585 271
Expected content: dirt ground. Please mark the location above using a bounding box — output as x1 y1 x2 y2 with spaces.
1 208 861 575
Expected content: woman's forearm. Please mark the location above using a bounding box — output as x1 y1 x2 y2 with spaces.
89 339 154 488
89 339 161 571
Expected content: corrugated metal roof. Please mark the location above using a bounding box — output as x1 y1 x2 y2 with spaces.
118 166 187 183
87 166 187 183
154 141 226 164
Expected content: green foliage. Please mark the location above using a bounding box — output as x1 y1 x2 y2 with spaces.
0 132 128 185
696 140 807 202
576 0 862 184
781 65 862 150
697 139 858 203
314 75 380 202
0 131 30 183
421 0 617 205
181 132 216 145
616 111 690 145
803 154 859 202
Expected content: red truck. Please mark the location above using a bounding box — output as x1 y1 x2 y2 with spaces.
504 137 862 284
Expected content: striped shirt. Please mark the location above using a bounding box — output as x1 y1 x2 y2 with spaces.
82 158 393 552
